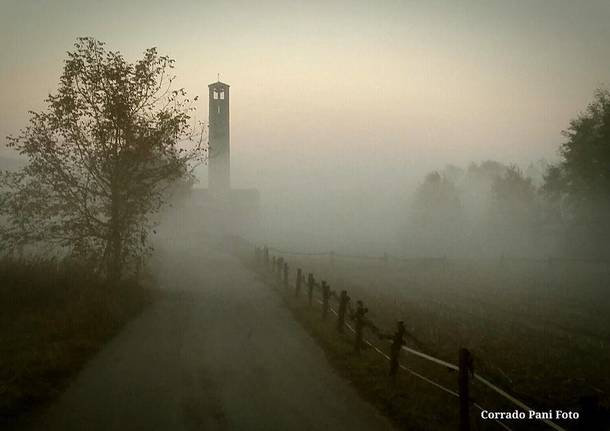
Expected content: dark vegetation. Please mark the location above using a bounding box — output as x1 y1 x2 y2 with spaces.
0 258 151 424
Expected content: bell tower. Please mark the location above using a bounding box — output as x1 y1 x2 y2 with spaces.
208 80 230 194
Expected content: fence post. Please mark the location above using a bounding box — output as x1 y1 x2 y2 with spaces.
336 290 350 333
272 256 276 273
459 348 473 431
389 321 406 377
321 281 330 319
295 268 302 297
354 300 368 353
283 262 289 288
307 273 314 306
264 246 269 267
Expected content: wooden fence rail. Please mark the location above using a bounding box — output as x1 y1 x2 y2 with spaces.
265 245 610 266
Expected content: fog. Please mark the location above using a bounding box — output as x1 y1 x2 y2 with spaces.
3 1 610 261
3 2 610 430
188 156 555 259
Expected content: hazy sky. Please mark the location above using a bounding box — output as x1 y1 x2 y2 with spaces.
1 0 609 187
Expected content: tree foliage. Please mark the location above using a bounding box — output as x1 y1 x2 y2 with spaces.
0 38 205 279
551 89 610 212
490 165 537 227
542 88 610 255
412 172 461 225
409 171 464 255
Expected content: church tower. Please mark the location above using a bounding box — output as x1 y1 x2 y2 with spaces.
208 80 230 194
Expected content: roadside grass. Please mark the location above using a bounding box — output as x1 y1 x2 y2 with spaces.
0 257 152 424
285 295 463 431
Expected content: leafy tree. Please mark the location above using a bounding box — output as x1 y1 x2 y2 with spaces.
410 171 463 254
461 160 508 216
490 165 537 226
482 166 541 256
542 88 610 256
412 172 461 221
540 164 569 226
0 38 204 280
466 160 508 183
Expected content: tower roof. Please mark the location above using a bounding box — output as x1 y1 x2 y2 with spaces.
209 81 230 88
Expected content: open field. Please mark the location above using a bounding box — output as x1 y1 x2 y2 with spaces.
0 258 151 425
265 252 610 429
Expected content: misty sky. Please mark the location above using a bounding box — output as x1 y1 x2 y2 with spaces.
1 0 609 192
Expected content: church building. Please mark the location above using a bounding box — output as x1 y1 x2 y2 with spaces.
167 79 259 239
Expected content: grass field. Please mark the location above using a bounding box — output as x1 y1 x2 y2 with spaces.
258 253 610 430
0 258 151 425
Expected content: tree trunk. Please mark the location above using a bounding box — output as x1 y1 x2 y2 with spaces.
107 179 124 283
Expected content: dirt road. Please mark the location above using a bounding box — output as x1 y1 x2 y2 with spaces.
17 246 393 431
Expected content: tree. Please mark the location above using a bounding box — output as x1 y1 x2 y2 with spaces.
410 171 463 255
490 165 537 227
0 38 205 280
466 160 508 183
542 88 610 256
540 164 568 226
412 172 462 223
461 160 509 222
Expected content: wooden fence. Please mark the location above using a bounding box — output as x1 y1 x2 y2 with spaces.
252 245 578 431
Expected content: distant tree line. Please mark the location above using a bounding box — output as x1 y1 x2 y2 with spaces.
409 88 610 259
